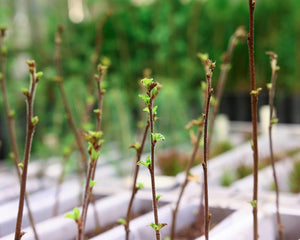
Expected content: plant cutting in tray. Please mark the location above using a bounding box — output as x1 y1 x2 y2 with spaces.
137 77 166 240
14 60 43 240
65 63 107 240
0 26 39 240
247 1 260 239
266 51 284 240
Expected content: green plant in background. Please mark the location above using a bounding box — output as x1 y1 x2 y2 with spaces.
14 60 42 240
138 77 166 240
289 160 300 193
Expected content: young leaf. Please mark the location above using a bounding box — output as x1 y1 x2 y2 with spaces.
118 218 126 225
91 147 100 160
89 180 97 187
137 182 144 190
139 94 150 105
249 200 257 208
137 156 151 168
31 116 39 126
152 133 165 142
156 194 162 201
141 78 153 87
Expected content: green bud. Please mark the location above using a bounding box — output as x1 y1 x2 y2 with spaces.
22 88 29 96
271 118 279 125
152 133 165 143
141 78 153 87
138 94 150 105
266 83 272 90
197 53 209 62
36 72 43 78
89 180 97 187
156 194 162 201
9 110 15 118
118 218 126 225
93 109 101 115
137 156 151 168
18 162 24 168
31 116 39 126
137 182 144 190
249 200 257 208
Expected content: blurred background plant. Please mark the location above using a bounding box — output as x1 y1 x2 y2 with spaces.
0 0 299 161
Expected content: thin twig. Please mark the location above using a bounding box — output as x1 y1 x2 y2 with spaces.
208 26 246 146
0 26 39 240
266 51 284 240
170 122 203 240
54 25 88 174
202 59 215 240
14 60 41 240
79 65 106 240
124 121 150 240
247 1 259 239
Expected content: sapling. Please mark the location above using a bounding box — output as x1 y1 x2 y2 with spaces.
208 26 246 146
138 78 165 240
247 1 260 239
266 51 284 240
169 117 204 240
119 73 157 240
66 64 106 240
14 60 42 240
54 25 88 175
0 26 40 240
201 57 215 240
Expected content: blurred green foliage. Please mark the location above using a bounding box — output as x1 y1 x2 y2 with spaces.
0 0 299 159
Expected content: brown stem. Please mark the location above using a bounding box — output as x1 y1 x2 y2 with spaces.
247 1 259 240
14 62 39 240
78 65 106 240
87 11 111 95
208 26 246 146
54 26 88 173
125 121 150 240
266 52 284 240
170 126 203 240
202 61 215 240
149 97 160 240
0 28 39 240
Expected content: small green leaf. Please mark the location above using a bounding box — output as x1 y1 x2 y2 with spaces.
156 194 162 201
197 53 209 62
152 133 165 142
249 200 257 208
22 88 29 96
73 207 80 219
149 223 167 231
89 180 97 187
65 213 76 220
137 156 151 167
266 83 272 90
151 86 157 96
143 107 150 113
31 116 39 126
18 162 24 168
91 147 100 160
118 218 126 224
65 207 80 221
139 94 150 105
137 182 144 190
271 118 279 125
141 78 153 87
36 71 43 78
9 110 15 118
152 106 158 115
